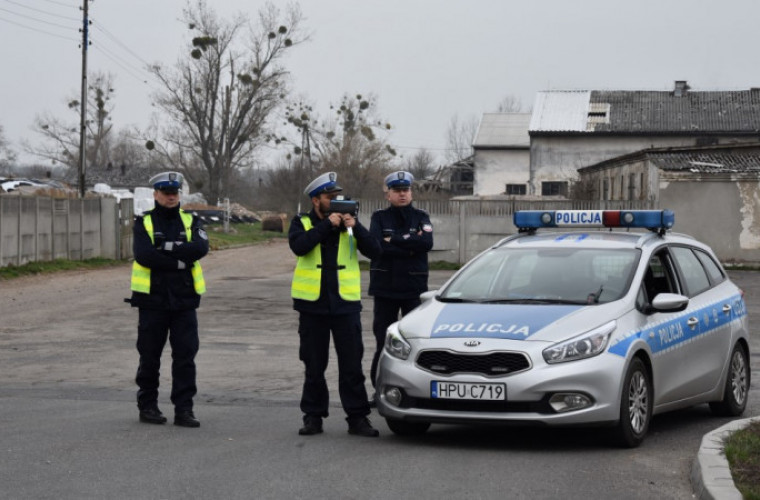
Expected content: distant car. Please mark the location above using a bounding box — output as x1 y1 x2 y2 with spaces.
0 178 52 193
376 210 751 447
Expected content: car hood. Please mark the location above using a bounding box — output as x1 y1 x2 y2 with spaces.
397 298 629 343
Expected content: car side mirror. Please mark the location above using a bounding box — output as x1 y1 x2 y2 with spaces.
419 290 438 303
650 293 689 313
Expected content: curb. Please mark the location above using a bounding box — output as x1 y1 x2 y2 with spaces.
691 417 760 500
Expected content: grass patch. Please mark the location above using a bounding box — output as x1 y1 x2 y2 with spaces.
206 222 287 250
0 258 124 280
724 420 760 500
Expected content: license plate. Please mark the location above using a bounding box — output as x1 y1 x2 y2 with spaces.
431 381 506 400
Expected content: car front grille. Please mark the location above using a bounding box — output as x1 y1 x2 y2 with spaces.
416 350 531 376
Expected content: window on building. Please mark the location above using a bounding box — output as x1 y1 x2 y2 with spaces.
541 181 568 196
603 179 609 200
505 184 526 195
628 173 636 200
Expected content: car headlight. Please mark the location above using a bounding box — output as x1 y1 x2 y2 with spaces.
542 321 616 364
384 324 411 360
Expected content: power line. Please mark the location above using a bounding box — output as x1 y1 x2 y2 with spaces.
0 4 76 30
91 44 156 88
0 13 77 41
2 0 79 21
91 20 152 69
33 0 77 8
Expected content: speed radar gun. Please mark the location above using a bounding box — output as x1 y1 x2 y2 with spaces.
329 198 359 257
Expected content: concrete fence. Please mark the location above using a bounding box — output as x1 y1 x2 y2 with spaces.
358 198 658 264
0 195 134 268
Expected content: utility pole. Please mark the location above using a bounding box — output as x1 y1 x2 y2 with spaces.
77 0 90 198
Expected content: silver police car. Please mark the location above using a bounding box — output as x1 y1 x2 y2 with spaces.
376 210 751 447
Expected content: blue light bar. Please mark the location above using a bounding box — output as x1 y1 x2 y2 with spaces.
513 210 675 230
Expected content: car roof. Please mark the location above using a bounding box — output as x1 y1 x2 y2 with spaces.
496 229 700 252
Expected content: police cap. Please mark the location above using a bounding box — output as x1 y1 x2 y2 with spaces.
304 171 342 198
385 171 414 189
149 171 184 193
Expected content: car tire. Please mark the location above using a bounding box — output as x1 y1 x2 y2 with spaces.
386 418 431 436
709 343 750 417
612 357 652 448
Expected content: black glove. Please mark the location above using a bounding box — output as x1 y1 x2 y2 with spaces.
153 231 166 249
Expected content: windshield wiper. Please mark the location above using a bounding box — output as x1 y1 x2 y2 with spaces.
437 297 480 303
477 298 588 305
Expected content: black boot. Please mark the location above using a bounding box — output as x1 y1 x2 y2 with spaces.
298 415 323 435
139 407 167 425
174 410 200 428
347 417 379 437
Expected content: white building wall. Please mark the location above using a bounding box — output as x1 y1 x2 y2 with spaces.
473 149 530 195
528 135 756 195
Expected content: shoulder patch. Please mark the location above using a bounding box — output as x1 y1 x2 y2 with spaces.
422 223 433 232
198 228 208 240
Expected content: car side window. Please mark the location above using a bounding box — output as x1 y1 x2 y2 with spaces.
694 249 725 284
642 251 678 303
671 246 711 296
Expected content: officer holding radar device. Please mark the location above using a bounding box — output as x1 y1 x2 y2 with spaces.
288 171 382 437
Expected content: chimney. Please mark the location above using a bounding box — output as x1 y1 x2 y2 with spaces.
674 80 689 97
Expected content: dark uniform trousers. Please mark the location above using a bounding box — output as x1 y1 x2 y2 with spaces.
370 296 421 386
135 308 199 412
298 311 370 419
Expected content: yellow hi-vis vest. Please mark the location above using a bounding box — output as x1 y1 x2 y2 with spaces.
291 215 360 301
130 210 206 295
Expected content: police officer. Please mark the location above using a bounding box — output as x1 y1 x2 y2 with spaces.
289 172 382 437
368 171 433 394
128 172 209 427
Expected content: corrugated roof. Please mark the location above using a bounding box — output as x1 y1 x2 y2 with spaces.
647 149 760 173
529 91 590 132
473 113 531 148
578 143 760 174
530 87 760 134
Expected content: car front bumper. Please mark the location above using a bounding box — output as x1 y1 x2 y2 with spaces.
376 337 627 427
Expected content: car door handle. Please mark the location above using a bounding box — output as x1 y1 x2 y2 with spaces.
687 317 699 329
722 304 732 314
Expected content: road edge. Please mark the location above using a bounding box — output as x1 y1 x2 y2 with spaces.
691 416 760 500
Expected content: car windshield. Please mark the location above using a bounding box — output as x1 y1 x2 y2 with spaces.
440 247 640 305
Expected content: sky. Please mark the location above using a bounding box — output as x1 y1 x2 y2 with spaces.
2 0 760 167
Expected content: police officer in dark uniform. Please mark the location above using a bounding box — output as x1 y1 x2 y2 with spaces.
289 172 382 437
368 171 433 394
128 172 209 427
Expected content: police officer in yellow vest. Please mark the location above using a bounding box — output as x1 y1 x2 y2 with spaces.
129 171 209 428
289 172 382 437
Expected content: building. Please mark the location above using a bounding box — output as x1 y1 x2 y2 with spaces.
472 113 531 196
472 81 760 198
578 143 760 262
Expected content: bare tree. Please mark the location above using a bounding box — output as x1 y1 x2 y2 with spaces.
495 94 527 113
26 72 116 175
0 125 17 175
403 148 436 180
147 0 306 203
282 92 396 203
443 113 479 164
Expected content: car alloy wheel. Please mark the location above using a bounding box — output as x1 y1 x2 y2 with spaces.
709 343 750 416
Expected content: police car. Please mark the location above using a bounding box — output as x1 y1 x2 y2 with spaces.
376 210 751 447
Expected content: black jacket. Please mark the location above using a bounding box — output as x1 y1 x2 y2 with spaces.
289 209 381 315
368 204 433 299
130 202 209 310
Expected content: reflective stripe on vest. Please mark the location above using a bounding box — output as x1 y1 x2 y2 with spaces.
130 210 206 295
291 215 361 301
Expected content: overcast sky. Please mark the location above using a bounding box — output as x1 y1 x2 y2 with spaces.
2 0 760 167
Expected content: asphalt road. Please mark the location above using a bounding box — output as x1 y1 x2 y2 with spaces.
0 240 757 500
